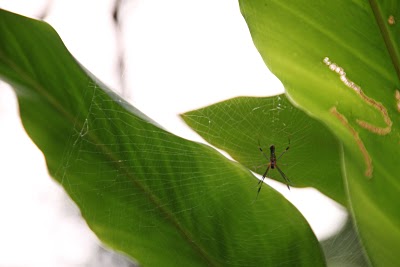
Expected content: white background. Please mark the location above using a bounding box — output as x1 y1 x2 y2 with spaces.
0 1 346 266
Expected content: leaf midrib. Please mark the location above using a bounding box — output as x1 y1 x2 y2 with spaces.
0 50 220 267
368 0 400 82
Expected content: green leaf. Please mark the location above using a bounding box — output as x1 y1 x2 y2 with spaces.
239 0 400 265
181 95 345 205
0 9 325 267
321 218 370 267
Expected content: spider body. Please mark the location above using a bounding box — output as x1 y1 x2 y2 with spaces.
269 145 276 169
257 140 291 198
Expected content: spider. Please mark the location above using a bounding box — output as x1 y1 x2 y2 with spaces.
257 139 291 198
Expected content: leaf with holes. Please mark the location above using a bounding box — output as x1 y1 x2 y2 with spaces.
239 0 400 265
0 9 325 267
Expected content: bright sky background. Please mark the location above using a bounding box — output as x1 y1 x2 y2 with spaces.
0 0 347 266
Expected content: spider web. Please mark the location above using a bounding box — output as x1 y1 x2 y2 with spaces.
112 1 365 265
180 94 348 236
60 77 361 267
0 0 369 266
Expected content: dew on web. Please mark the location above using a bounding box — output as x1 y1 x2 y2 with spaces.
73 118 89 146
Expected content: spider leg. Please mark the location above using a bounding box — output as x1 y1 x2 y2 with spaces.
256 165 270 199
258 139 269 160
254 163 269 171
257 163 270 184
277 138 290 160
276 165 291 190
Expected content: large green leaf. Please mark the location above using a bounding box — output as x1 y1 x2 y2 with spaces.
0 9 325 266
182 95 345 205
239 0 400 266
